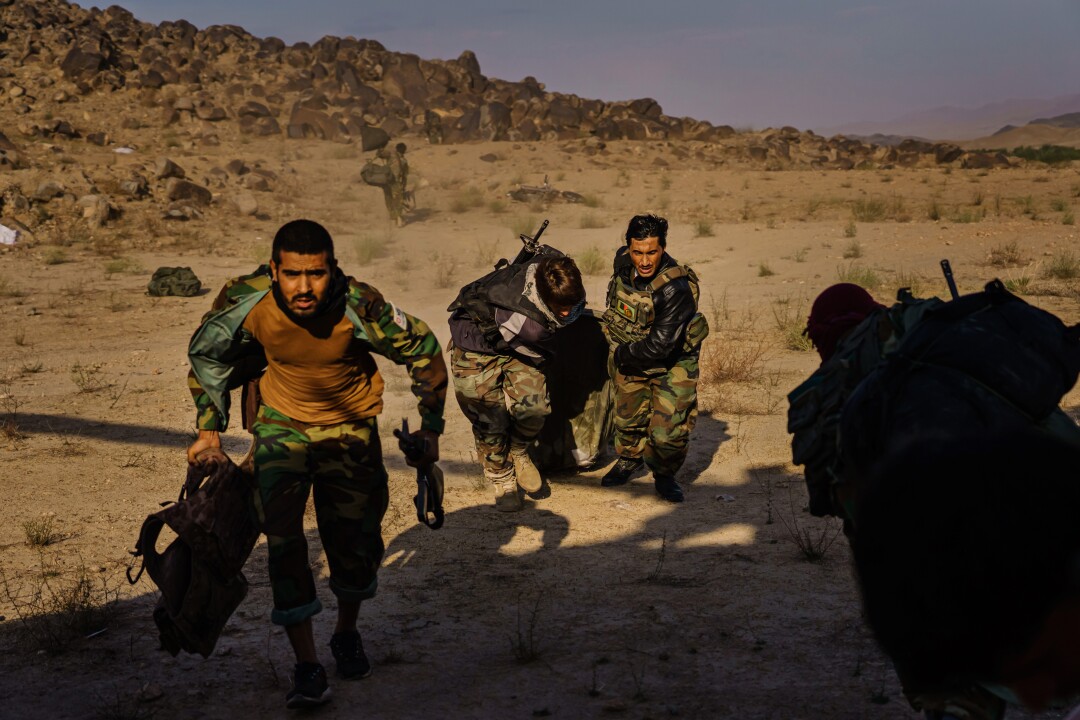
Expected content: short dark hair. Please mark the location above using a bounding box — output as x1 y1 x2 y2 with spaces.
536 256 585 311
395 142 407 155
853 430 1080 689
271 219 335 264
625 213 668 248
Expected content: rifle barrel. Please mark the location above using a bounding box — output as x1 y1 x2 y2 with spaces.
940 259 960 300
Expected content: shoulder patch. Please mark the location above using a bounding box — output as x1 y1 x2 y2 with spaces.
388 302 408 330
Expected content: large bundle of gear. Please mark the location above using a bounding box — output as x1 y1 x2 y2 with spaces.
530 310 614 471
789 278 1080 523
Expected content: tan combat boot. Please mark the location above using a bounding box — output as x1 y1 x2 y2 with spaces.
510 447 543 494
490 470 522 512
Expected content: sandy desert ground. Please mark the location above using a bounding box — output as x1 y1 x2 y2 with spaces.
2 132 1080 720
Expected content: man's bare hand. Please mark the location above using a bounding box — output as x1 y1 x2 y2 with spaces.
406 430 440 467
187 429 223 466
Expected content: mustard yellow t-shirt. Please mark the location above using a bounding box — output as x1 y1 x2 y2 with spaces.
243 293 384 425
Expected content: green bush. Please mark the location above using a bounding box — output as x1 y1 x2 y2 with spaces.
1009 145 1080 165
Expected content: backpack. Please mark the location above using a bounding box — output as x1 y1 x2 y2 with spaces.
128 453 259 657
788 281 1080 522
360 159 393 187
147 266 202 297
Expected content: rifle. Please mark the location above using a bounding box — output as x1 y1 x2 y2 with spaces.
940 259 960 300
509 218 549 265
393 419 445 530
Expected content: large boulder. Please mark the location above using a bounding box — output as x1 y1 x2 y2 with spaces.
155 158 186 180
380 53 429 105
60 48 106 81
357 125 389 152
479 102 512 141
286 106 344 141
165 178 213 206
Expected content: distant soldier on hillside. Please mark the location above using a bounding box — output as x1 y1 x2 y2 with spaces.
361 143 410 227
379 142 409 227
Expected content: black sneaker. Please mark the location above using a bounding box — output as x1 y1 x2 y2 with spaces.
654 475 684 503
329 630 372 680
286 662 331 709
601 456 645 487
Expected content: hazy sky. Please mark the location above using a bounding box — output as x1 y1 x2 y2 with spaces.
116 0 1080 131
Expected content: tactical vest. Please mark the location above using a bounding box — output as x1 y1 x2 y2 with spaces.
447 260 561 354
603 264 710 355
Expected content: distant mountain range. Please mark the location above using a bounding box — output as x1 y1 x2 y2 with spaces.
822 94 1080 142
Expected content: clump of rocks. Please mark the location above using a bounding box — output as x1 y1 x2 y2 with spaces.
0 0 1003 168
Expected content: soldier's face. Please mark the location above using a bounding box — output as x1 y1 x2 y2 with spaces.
628 236 663 279
270 250 334 318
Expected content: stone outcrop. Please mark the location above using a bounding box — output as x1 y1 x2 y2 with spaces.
0 0 1029 174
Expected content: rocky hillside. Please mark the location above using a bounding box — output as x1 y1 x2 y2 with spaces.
0 0 1020 173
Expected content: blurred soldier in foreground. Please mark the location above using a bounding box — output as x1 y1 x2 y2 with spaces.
600 214 709 502
447 227 586 511
186 219 446 709
789 279 1080 719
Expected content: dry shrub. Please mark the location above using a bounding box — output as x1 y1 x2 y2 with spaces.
0 559 119 654
574 246 606 276
431 252 459 289
771 298 813 352
1044 251 1080 280
355 235 386 264
449 186 484 213
700 336 769 387
987 241 1023 268
777 504 843 562
23 516 63 547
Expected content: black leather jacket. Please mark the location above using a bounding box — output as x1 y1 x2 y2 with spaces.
612 249 697 374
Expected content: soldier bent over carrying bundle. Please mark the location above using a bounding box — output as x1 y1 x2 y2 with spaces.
447 225 586 511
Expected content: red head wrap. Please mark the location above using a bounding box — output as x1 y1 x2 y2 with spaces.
805 283 884 362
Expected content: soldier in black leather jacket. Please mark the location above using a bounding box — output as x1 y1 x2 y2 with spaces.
600 214 709 502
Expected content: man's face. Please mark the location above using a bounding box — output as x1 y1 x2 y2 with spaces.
628 236 663 279
270 250 333 318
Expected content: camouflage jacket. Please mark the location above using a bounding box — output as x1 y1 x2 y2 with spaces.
187 265 447 434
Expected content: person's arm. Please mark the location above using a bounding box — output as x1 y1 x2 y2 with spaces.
614 280 696 371
354 285 447 461
185 275 254 464
494 308 553 361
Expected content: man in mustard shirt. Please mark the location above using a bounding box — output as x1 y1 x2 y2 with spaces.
186 219 447 709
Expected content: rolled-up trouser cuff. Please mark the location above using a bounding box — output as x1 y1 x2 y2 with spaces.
272 597 323 626
330 576 378 603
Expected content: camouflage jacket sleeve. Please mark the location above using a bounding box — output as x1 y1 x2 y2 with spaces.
347 281 448 434
188 368 225 431
187 268 272 432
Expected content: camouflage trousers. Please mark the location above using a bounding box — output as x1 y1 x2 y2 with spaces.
612 354 699 477
250 404 389 626
450 344 551 478
382 183 405 221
